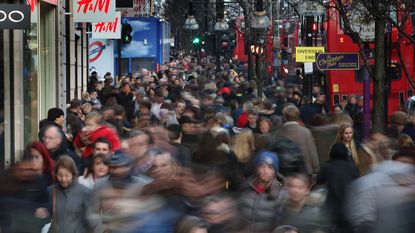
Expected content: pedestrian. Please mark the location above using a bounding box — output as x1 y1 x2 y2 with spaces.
277 173 329 233
49 155 91 233
333 124 359 164
78 153 110 190
23 141 56 185
316 142 360 233
277 105 320 176
239 150 283 233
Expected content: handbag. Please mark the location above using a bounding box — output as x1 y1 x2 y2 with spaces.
42 187 57 233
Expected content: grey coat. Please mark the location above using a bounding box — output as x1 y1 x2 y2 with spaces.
239 177 283 233
277 121 320 174
49 181 91 233
346 161 415 233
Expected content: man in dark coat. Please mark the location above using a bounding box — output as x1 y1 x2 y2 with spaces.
41 125 81 172
116 82 135 122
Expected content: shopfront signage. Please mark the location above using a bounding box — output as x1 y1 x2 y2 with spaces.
0 4 30 30
119 0 147 17
116 0 133 8
74 0 116 22
26 0 37 12
295 47 325 62
92 11 121 39
316 53 360 70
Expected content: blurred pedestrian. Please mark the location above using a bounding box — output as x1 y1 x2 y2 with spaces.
239 150 283 233
316 143 359 233
50 155 91 233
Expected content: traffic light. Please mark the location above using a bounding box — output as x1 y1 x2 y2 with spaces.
312 23 318 33
229 33 236 50
221 34 230 51
192 37 201 44
121 22 132 44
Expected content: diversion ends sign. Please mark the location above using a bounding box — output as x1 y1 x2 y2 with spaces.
295 47 325 62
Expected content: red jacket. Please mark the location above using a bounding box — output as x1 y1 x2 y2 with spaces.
237 112 249 128
74 125 121 158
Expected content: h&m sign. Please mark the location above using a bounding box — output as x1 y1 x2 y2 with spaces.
0 4 30 30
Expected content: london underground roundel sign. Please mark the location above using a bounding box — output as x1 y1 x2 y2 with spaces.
89 41 106 63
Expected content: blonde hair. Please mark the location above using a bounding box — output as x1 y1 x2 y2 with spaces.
282 105 300 121
334 124 359 164
242 101 253 113
233 129 255 163
399 134 414 148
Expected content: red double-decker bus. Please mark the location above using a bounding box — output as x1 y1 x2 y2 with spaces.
325 6 415 115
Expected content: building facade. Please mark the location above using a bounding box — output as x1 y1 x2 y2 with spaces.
0 0 88 169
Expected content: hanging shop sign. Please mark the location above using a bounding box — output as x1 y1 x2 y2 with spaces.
0 4 30 30
92 11 121 39
74 0 116 22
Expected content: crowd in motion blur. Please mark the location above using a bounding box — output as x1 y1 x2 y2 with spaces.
0 55 414 233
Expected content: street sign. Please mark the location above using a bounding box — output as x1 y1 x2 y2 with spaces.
0 4 30 30
295 47 325 62
73 0 116 22
92 11 121 39
316 53 360 71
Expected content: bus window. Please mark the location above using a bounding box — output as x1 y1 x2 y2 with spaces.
355 64 401 82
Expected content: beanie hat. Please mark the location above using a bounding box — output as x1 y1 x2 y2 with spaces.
109 152 133 167
255 150 279 172
47 108 64 122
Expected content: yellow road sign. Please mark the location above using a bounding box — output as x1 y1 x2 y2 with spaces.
295 47 325 62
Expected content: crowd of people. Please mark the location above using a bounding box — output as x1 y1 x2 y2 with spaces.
0 55 414 233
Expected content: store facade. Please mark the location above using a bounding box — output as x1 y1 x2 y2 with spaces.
0 0 88 169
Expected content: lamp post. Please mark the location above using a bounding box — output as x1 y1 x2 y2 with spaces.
214 0 229 71
251 0 270 100
184 0 199 54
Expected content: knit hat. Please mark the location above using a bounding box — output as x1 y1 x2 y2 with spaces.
109 152 133 167
47 108 65 122
255 150 279 172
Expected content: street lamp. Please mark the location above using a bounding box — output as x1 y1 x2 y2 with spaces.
250 0 269 100
213 0 229 71
251 0 270 29
214 19 229 31
184 0 199 30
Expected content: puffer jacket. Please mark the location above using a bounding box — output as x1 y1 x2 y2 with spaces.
239 176 283 233
277 190 329 233
346 161 415 233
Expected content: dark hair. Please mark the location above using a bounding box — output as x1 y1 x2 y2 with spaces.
167 124 182 141
124 129 153 144
69 99 82 109
85 153 110 178
55 155 79 181
94 137 113 151
393 146 415 162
